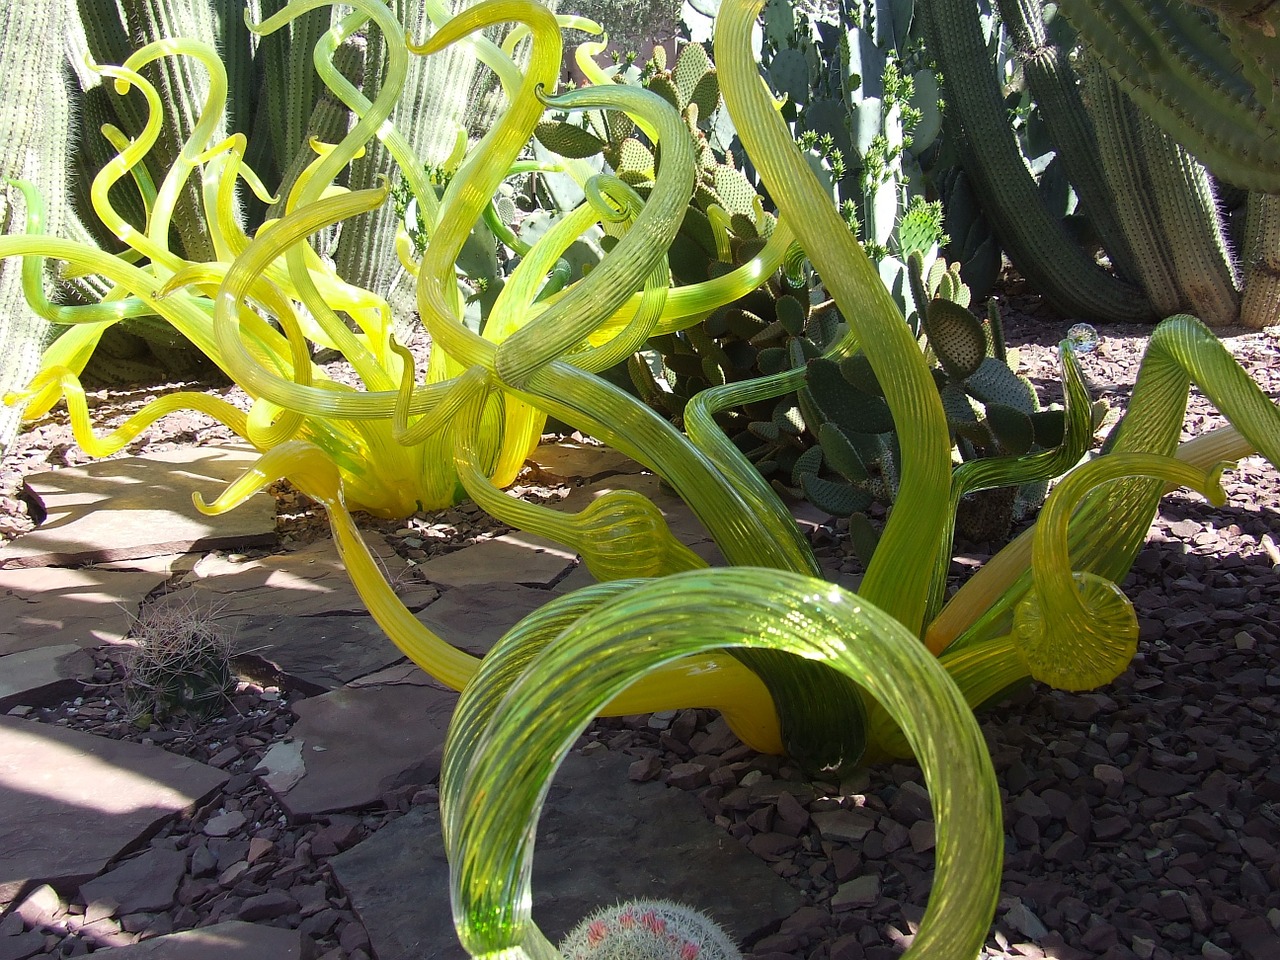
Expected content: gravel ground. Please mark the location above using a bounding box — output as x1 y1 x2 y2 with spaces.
1 306 1278 960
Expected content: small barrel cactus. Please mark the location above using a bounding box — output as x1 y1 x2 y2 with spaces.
123 598 236 725
559 899 741 960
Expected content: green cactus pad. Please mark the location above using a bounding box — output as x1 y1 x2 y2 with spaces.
984 402 1035 455
763 0 797 46
621 136 658 174
775 295 807 336
791 443 824 485
606 109 638 143
769 48 811 104
965 357 1038 413
1030 408 1067 448
647 73 683 112
710 165 759 217
534 120 606 159
804 358 896 434
908 69 942 153
939 380 979 425
774 401 805 435
921 299 986 380
690 71 721 121
729 212 758 239
801 471 873 516
837 354 885 397
749 420 781 441
817 422 871 482
673 42 714 105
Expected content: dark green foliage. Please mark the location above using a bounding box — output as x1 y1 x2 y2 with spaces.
795 252 1072 540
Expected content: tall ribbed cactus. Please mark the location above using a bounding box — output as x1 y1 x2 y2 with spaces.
1080 54 1239 328
919 0 1155 323
994 0 1142 285
0 3 72 452
1241 192 1280 330
32 0 477 385
1054 0 1280 193
335 0 501 340
924 0 1272 329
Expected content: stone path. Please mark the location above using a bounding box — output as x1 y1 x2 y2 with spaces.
4 431 1278 960
0 440 809 959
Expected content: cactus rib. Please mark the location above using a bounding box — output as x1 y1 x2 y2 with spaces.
919 0 1155 322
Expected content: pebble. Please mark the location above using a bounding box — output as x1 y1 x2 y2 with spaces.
1 319 1277 960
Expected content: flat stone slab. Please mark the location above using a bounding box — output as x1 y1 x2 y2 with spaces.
0 565 166 657
0 716 227 903
0 644 95 712
225 614 410 695
330 750 804 960
0 445 277 569
413 534 576 588
87 920 308 959
413 582 552 657
79 846 187 915
270 682 459 817
154 538 438 620
528 441 646 483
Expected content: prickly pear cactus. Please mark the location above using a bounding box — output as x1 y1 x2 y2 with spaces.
796 252 1079 540
755 0 952 312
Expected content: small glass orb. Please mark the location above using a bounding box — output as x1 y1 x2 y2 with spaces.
1066 322 1099 354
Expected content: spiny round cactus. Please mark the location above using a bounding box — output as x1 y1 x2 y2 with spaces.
122 596 236 725
558 899 741 960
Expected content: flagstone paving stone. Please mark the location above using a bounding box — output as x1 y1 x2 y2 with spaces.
271 682 459 818
88 920 309 958
226 614 410 695
0 716 227 904
0 645 95 713
412 533 576 588
0 565 166 657
411 581 553 656
329 750 805 960
155 538 439 620
0 446 276 569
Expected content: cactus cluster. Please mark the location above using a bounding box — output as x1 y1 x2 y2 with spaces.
559 900 741 960
758 0 952 308
1054 0 1280 194
922 0 1277 328
796 252 1077 541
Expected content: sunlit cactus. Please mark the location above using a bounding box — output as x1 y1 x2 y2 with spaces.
559 900 741 960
